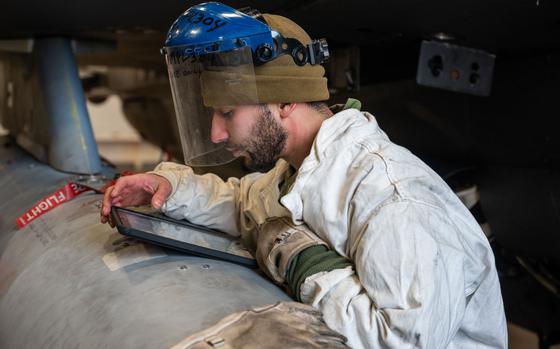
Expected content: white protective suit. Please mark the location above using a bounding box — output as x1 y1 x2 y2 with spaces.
152 108 508 349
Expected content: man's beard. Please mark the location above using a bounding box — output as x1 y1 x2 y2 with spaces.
228 105 287 172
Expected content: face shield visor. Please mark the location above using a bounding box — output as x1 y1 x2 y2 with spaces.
165 45 258 167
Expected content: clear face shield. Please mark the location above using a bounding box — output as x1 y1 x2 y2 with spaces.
165 45 258 166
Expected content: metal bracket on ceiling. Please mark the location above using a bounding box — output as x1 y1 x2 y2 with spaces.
416 40 495 97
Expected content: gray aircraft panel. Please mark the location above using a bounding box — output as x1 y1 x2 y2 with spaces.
0 137 290 349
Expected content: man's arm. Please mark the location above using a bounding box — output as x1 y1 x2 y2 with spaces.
282 201 503 349
150 162 263 237
282 202 446 348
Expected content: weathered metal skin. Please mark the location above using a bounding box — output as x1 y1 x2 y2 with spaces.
0 137 290 349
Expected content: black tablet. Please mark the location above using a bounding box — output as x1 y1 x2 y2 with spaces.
111 206 256 267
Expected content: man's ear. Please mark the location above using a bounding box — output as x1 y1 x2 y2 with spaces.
278 103 297 119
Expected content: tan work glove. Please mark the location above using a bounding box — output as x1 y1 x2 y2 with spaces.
170 302 349 349
251 218 326 285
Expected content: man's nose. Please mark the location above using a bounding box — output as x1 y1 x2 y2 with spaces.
210 112 229 144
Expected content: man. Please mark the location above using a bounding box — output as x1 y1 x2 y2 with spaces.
101 3 507 348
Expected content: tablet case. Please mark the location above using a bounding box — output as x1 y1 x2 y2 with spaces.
111 206 257 267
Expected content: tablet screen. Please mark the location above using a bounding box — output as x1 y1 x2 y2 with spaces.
112 207 255 266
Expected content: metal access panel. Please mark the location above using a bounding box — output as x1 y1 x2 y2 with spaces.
417 40 495 97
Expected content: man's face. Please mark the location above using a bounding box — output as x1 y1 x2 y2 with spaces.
211 104 287 172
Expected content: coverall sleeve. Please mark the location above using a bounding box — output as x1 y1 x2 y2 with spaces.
299 201 468 349
150 162 262 237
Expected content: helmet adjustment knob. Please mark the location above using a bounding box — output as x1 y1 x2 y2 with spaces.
256 44 274 63
291 44 308 66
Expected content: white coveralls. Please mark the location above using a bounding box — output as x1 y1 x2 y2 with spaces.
152 108 508 349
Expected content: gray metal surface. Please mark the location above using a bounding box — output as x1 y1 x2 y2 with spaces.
35 37 102 174
0 137 290 349
416 40 495 97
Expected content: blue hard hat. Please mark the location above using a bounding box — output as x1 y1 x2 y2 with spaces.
162 2 329 66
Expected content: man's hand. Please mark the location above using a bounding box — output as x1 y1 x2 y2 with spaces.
100 173 172 226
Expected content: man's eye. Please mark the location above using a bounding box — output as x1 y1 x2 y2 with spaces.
221 110 234 118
